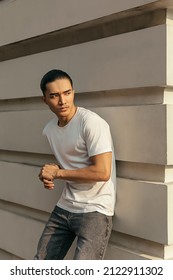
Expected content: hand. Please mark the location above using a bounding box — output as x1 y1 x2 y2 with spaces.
39 163 60 190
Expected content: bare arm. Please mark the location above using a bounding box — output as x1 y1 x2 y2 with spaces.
39 152 112 190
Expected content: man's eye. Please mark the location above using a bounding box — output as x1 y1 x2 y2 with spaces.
50 94 58 98
65 91 71 95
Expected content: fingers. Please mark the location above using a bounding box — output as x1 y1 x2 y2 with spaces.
38 163 59 190
43 179 55 190
38 167 53 182
39 164 59 181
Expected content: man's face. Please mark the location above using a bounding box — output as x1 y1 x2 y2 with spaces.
43 78 75 124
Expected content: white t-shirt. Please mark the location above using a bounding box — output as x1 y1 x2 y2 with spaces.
43 107 116 216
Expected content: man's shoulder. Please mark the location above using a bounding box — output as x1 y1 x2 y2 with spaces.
78 107 108 127
78 107 101 122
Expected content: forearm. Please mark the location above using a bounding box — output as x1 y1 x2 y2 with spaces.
56 165 110 183
39 152 112 188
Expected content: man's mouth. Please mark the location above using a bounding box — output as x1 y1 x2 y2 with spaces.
58 107 68 111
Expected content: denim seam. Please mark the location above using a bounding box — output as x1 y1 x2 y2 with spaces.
99 216 111 259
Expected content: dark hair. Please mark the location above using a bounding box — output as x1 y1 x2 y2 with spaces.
40 69 73 95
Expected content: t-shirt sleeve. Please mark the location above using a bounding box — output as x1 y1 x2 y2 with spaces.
83 115 113 157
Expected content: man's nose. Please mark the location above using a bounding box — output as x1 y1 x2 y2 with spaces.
59 94 66 105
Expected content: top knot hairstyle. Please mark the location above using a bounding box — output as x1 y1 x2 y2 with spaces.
40 69 73 95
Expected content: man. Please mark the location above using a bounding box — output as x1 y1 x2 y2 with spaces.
34 69 116 260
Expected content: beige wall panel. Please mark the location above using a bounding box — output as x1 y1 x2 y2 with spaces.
117 161 165 182
164 244 173 259
167 24 173 86
0 0 159 46
114 178 168 244
0 162 63 213
109 231 166 259
0 249 22 260
105 244 156 260
0 25 166 100
168 184 173 244
94 105 167 164
0 209 45 259
165 166 173 183
167 105 173 164
0 110 53 154
0 105 167 164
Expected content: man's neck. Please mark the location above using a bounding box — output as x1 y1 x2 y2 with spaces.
58 106 77 127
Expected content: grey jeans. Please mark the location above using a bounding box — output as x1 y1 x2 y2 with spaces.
34 206 112 260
